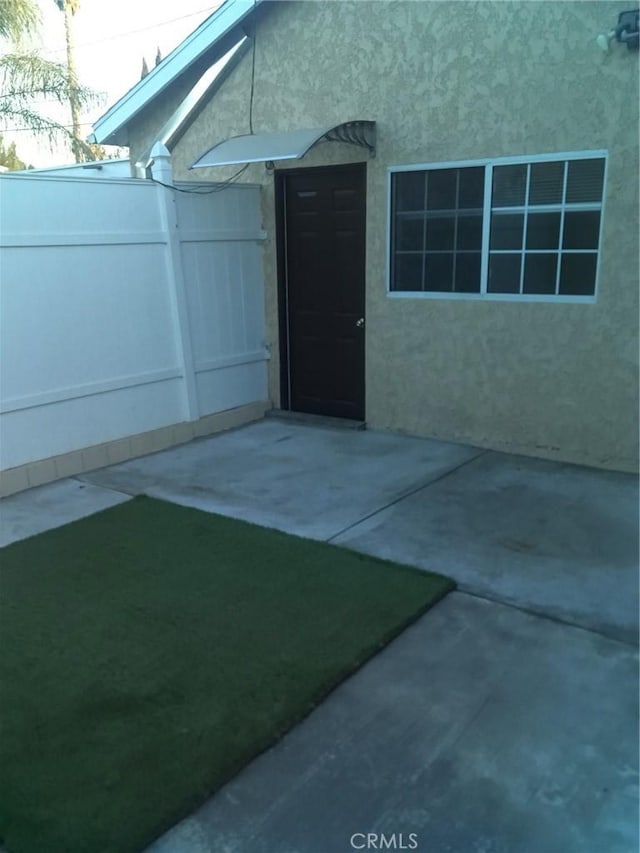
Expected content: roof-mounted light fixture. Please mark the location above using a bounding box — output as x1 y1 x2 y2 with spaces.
597 8 639 51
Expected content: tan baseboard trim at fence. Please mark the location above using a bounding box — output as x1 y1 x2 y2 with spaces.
0 401 271 499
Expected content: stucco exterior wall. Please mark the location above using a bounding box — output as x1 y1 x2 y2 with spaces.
129 1 639 471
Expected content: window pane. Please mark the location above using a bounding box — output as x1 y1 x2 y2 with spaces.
424 253 453 291
427 169 457 210
523 253 557 294
425 216 455 251
492 164 527 207
559 253 597 295
458 167 485 209
526 212 561 250
562 211 601 250
488 253 521 293
490 213 524 249
390 158 603 300
393 253 423 291
394 171 425 211
457 215 483 250
566 158 605 203
529 161 564 205
455 253 481 293
395 214 424 251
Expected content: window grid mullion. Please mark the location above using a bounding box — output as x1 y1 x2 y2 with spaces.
452 170 460 293
489 248 597 255
390 153 603 298
480 165 493 295
519 164 531 294
390 176 396 292
489 202 600 214
421 173 428 291
555 160 569 295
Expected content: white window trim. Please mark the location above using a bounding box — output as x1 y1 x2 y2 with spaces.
386 149 608 304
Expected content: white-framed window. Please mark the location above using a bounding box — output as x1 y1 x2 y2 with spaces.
387 151 607 302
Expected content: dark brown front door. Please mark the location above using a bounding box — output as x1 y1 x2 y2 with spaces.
278 163 366 420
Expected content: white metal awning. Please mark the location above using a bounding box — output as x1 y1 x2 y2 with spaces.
190 120 376 168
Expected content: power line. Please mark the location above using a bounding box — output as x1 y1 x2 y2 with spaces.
0 2 223 134
151 164 250 194
2 3 242 146
248 10 256 133
0 120 95 133
41 4 221 57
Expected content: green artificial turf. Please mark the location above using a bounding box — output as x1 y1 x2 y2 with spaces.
0 496 454 853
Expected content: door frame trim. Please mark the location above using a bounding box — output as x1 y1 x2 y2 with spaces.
274 162 367 414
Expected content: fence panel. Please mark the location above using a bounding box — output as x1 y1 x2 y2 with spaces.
175 184 267 416
0 173 267 473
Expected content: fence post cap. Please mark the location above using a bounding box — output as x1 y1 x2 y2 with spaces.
150 142 173 185
150 141 171 160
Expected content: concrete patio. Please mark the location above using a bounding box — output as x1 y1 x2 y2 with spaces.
1 419 638 852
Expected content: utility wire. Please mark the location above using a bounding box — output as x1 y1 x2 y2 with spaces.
150 164 250 193
3 4 227 134
248 15 256 133
41 4 221 57
5 2 257 184
0 120 95 132
155 2 257 193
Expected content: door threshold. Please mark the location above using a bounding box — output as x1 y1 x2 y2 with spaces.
266 409 366 431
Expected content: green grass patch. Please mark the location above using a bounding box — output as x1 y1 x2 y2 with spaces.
0 496 453 853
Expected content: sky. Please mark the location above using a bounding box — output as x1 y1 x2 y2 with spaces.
4 0 223 167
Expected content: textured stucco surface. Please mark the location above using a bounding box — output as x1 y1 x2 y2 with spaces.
129 1 639 471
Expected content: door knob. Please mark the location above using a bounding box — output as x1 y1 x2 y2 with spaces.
356 317 365 328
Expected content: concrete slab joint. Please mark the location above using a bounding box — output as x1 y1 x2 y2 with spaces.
1 420 637 853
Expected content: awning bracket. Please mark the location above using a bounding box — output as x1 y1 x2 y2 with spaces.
323 121 376 157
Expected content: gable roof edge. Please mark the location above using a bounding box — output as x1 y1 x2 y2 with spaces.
90 0 262 147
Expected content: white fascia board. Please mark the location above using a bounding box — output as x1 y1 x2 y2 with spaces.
91 0 261 147
17 158 130 174
161 37 250 149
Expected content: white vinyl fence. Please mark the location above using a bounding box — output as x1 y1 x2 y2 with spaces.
0 148 268 473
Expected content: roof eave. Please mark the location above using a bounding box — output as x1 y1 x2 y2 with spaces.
90 0 262 147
